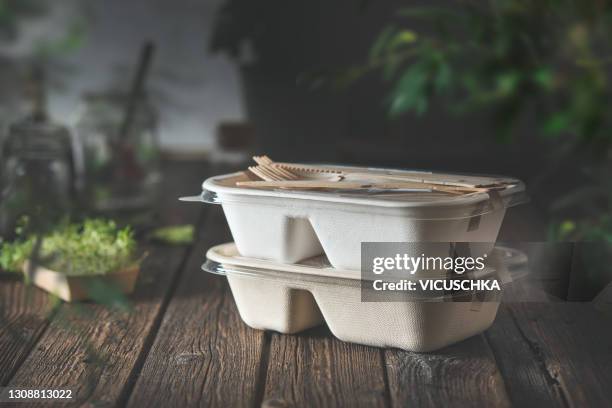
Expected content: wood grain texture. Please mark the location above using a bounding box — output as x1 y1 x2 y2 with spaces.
497 302 612 407
0 278 53 385
127 206 266 408
380 197 546 408
4 160 612 408
485 305 567 407
385 335 511 408
1 160 208 404
6 245 189 407
262 326 387 408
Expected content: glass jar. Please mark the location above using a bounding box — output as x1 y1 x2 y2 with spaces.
75 92 161 212
0 117 76 238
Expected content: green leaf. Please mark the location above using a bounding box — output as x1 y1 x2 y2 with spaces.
496 72 520 96
559 220 576 237
370 25 397 60
388 62 429 116
150 225 194 245
543 113 571 135
389 30 417 49
382 54 409 81
533 67 554 90
433 60 452 93
0 218 138 277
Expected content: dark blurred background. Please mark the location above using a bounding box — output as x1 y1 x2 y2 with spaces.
1 0 611 300
0 1 565 171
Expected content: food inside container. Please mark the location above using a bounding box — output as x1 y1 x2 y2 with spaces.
183 157 527 269
203 243 528 352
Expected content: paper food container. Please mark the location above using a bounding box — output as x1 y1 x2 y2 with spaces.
186 166 527 269
203 243 527 352
22 261 140 302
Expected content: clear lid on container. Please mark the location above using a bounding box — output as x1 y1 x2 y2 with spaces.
203 243 528 285
203 244 527 302
187 165 528 220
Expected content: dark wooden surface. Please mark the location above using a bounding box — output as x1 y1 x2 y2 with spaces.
1 160 611 408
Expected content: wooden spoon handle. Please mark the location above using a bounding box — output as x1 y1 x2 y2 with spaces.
236 180 481 194
274 163 504 189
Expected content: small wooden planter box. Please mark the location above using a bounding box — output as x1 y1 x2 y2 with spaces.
22 261 140 302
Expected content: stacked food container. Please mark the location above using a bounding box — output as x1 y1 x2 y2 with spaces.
183 158 528 352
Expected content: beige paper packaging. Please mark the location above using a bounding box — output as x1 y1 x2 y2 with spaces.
185 166 526 269
203 243 527 352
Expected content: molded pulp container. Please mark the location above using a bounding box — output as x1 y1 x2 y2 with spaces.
203 243 527 352
192 166 526 269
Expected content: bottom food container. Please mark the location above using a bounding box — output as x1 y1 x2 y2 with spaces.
203 243 527 352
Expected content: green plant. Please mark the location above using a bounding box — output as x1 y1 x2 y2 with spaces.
0 0 87 55
0 218 138 276
545 153 612 241
149 225 194 246
343 0 612 242
354 2 612 147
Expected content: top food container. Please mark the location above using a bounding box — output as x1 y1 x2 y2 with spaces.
186 165 527 270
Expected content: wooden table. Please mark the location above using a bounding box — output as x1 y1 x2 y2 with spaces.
1 160 611 407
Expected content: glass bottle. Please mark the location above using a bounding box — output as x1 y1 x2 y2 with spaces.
74 92 161 212
0 65 77 238
0 116 76 238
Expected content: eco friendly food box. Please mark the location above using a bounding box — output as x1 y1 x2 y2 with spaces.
183 162 528 351
187 166 526 269
203 243 527 352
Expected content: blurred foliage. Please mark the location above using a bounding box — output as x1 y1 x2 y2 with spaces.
0 0 87 57
35 18 87 57
351 0 612 242
350 1 612 149
149 225 194 246
0 217 138 276
548 158 612 241
551 216 612 242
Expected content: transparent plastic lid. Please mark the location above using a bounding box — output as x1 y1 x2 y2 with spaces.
184 166 528 219
202 244 527 302
203 243 528 284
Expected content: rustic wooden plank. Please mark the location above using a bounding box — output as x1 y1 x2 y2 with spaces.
0 278 53 385
5 244 189 406
380 198 545 407
1 160 208 404
127 205 266 408
262 326 387 408
384 335 511 408
476 195 611 406
490 302 612 407
256 185 544 406
485 305 567 407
